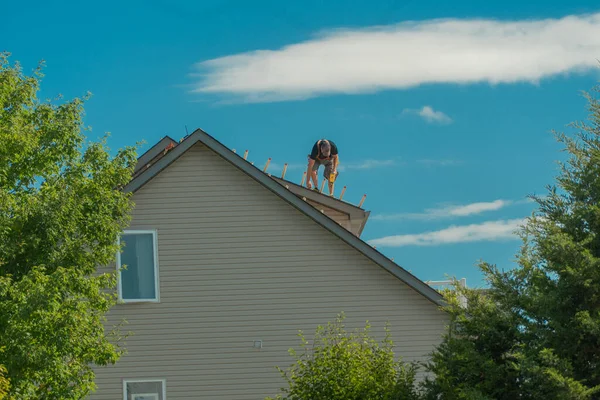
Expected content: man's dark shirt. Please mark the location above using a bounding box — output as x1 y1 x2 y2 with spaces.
309 140 338 161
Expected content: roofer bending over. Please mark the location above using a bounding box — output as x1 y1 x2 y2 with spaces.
306 139 339 195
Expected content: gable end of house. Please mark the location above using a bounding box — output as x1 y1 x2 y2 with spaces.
124 128 445 306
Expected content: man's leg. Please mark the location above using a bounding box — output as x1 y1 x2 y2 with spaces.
309 159 320 189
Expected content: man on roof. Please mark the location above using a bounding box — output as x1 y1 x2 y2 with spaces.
306 139 339 195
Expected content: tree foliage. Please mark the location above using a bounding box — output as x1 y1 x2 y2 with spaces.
266 313 422 400
0 364 9 400
0 52 137 398
423 85 600 399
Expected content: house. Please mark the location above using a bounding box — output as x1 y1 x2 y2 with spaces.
90 129 449 400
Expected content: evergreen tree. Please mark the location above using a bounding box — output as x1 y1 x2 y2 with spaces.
424 84 600 399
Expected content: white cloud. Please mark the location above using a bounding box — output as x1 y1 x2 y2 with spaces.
372 199 513 221
402 106 453 124
339 159 397 171
190 13 600 102
417 159 462 166
368 218 525 247
268 159 396 174
267 162 305 173
450 200 510 216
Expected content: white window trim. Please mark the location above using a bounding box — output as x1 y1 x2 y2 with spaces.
122 378 166 400
117 229 160 303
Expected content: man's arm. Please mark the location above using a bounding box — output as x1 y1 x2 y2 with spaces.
306 142 319 188
330 141 339 172
306 158 316 188
331 154 339 172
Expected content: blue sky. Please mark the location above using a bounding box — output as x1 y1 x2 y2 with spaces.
4 0 600 287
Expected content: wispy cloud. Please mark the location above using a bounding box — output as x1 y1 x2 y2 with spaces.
190 13 600 102
447 200 511 216
339 159 397 171
267 162 305 173
368 218 525 247
417 159 463 166
267 159 396 174
372 199 514 221
402 106 453 124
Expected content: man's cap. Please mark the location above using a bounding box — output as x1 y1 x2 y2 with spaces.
320 140 331 156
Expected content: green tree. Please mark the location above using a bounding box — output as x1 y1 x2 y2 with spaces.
0 365 9 400
0 52 137 398
266 312 423 400
423 85 600 399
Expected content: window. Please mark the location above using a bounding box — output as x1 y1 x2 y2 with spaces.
123 379 165 400
117 230 160 302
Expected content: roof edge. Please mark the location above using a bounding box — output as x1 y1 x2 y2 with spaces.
134 135 178 174
357 211 370 237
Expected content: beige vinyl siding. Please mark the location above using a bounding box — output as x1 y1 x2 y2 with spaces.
90 143 448 400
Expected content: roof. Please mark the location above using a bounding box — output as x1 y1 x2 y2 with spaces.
125 128 445 306
270 176 371 237
133 135 178 176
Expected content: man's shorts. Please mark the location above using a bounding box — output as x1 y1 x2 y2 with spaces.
310 157 337 180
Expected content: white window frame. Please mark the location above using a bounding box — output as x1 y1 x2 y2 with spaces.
116 230 160 303
122 378 166 400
